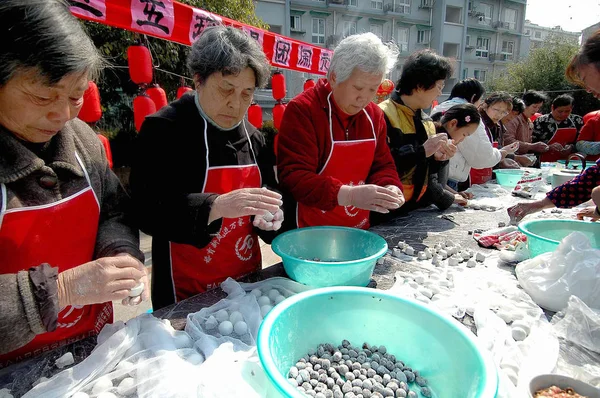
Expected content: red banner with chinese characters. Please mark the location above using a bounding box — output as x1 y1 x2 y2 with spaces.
69 0 332 75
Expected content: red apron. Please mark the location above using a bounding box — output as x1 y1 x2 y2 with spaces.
169 120 262 300
0 153 110 368
540 127 578 163
470 137 497 186
297 92 376 230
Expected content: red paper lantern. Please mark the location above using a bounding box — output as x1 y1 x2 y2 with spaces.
247 102 263 129
376 79 395 96
147 84 168 110
127 44 153 85
272 71 286 101
273 103 286 130
177 86 194 99
303 79 316 91
78 81 102 123
133 94 156 132
530 112 542 122
97 134 113 169
583 110 600 124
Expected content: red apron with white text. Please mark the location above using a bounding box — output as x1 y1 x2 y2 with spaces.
170 121 262 300
540 127 578 163
0 153 111 368
470 136 496 186
297 92 376 230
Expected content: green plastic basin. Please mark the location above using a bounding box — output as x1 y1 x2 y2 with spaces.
257 287 499 398
494 169 525 187
518 219 600 257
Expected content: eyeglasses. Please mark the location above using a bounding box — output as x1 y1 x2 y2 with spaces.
490 107 510 116
435 82 445 91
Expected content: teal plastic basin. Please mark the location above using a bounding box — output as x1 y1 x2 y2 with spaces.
557 159 594 170
258 287 499 398
519 219 600 257
271 226 387 287
494 169 525 187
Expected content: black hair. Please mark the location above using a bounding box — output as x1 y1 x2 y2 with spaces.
552 94 574 108
566 29 600 86
484 92 514 109
522 90 547 106
432 103 481 129
511 97 525 114
396 49 453 96
448 78 486 104
188 26 271 88
0 0 103 86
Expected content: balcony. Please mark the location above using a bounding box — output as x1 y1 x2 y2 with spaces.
384 2 411 15
489 53 515 62
493 21 516 30
418 0 434 8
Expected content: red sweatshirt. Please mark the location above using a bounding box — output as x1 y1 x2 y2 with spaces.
277 79 402 211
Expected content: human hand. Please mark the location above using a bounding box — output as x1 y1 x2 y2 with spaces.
501 142 520 155
514 154 535 167
337 184 404 213
507 202 541 224
532 142 549 153
577 206 600 221
454 194 468 206
58 254 148 308
459 191 474 200
423 133 449 158
560 144 574 156
434 151 449 161
439 139 457 158
549 142 564 152
210 188 282 223
499 158 521 169
253 208 284 231
384 185 405 208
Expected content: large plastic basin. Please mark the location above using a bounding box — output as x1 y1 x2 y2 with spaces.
518 219 600 257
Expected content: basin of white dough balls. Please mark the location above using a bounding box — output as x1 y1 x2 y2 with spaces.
218 320 234 336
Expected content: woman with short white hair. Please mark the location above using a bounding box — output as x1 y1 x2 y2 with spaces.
277 33 405 230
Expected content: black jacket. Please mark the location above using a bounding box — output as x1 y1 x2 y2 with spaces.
130 93 278 309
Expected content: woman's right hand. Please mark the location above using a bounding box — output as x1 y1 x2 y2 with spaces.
209 187 282 223
501 142 520 155
58 255 147 308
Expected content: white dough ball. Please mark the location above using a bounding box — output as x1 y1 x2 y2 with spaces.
92 377 113 395
129 282 144 297
186 352 204 366
117 378 136 396
257 295 271 306
172 331 193 349
250 289 262 298
511 326 527 341
229 311 244 325
234 320 248 335
260 304 273 317
204 315 218 330
267 289 280 301
71 393 89 398
215 309 229 323
274 295 286 304
218 321 233 336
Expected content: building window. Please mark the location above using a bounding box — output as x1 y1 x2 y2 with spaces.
370 24 383 38
417 30 430 44
462 68 468 80
445 6 463 24
503 8 517 30
397 27 409 52
313 0 325 2
371 0 383 10
465 35 472 47
534 31 542 39
312 18 325 44
290 15 302 31
525 29 531 35
343 21 357 37
501 40 514 60
475 37 489 58
474 69 487 82
395 0 410 14
348 0 358 6
477 3 493 25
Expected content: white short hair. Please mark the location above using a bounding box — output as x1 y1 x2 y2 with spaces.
327 32 398 83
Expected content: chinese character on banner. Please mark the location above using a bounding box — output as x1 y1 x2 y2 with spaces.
238 218 244 227
69 0 106 20
242 27 264 47
272 37 292 67
131 0 175 37
297 44 313 70
318 50 332 74
189 8 222 43
204 256 212 264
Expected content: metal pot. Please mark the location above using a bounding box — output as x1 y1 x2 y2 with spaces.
551 154 586 188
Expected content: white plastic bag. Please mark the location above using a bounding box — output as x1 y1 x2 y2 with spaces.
516 232 600 312
552 296 600 354
512 171 544 199
221 276 312 300
185 291 262 358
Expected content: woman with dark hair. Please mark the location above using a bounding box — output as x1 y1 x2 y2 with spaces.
378 49 456 212
431 104 481 206
130 26 283 310
501 97 525 126
432 80 519 190
0 0 147 363
566 29 600 98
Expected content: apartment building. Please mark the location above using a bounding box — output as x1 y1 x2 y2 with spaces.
254 0 528 99
522 20 580 51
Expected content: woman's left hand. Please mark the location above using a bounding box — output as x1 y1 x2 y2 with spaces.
577 206 600 221
253 208 284 231
459 191 474 200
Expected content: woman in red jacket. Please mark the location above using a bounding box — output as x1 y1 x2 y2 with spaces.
277 33 404 230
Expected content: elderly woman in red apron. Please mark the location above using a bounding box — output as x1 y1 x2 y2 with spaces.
130 26 282 310
0 0 147 367
532 94 583 162
276 33 405 230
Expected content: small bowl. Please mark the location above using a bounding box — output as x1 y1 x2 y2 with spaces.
529 374 600 398
271 226 387 287
518 219 600 257
494 169 526 188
